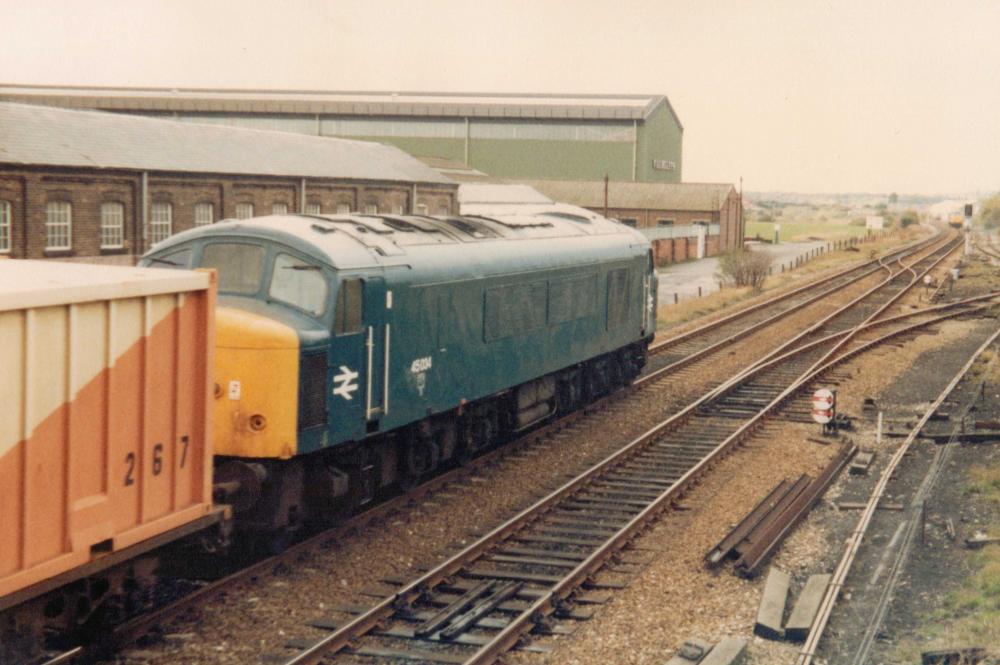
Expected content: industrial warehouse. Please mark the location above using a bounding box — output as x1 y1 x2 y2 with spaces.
0 86 684 184
0 85 742 266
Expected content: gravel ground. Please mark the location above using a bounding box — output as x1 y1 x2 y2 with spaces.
505 249 998 665
103 234 974 665
104 261 889 664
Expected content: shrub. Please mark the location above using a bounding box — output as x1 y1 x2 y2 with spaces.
715 247 774 292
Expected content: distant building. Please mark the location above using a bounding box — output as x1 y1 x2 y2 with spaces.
0 102 455 263
865 215 885 230
515 179 743 264
0 85 684 184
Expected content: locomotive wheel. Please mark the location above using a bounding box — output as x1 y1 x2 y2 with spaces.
457 406 499 464
399 436 440 490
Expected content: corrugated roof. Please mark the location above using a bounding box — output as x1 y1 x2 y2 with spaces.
0 84 672 121
0 102 453 185
417 156 493 182
458 183 553 205
515 180 736 212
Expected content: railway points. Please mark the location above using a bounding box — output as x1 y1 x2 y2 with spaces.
7 222 998 665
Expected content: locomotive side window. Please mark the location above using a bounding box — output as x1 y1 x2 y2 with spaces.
484 281 546 342
201 243 265 294
334 278 363 334
269 253 328 316
549 273 598 324
606 268 631 329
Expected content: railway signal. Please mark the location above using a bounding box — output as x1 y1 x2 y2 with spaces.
811 388 837 434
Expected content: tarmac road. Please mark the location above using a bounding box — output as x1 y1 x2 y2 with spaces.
656 240 828 304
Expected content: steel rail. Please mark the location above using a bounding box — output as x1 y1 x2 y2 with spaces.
458 303 998 665
795 325 1000 665
649 230 941 357
81 235 945 661
283 288 995 665
700 233 963 403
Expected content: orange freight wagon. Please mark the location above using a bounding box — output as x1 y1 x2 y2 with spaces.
0 260 221 608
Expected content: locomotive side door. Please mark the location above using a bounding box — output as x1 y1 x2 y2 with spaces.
361 276 389 426
327 276 368 442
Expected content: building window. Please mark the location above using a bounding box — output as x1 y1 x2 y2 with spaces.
0 200 10 253
619 218 638 228
437 204 450 215
306 202 321 215
363 204 378 215
45 201 72 250
100 202 125 249
235 202 254 219
415 203 429 215
150 202 173 244
336 203 351 214
392 205 404 215
272 202 288 215
194 202 214 226
657 219 674 227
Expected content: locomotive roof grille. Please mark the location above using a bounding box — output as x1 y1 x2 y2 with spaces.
441 216 501 239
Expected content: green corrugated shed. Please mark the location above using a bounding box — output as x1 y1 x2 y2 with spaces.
0 86 684 184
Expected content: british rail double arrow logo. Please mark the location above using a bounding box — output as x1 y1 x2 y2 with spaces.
332 365 360 400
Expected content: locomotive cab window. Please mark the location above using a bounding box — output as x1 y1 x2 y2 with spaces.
201 242 265 295
334 278 363 334
268 253 328 316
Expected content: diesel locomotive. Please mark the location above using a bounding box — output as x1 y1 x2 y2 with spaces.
141 211 657 539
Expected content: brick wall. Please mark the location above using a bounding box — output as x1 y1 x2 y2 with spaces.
584 193 744 266
0 166 458 262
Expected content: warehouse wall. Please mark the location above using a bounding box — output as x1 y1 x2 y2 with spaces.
635 104 683 183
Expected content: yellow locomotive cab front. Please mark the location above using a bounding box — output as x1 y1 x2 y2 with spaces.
213 306 300 459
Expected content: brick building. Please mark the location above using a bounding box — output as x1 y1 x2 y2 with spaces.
0 102 456 263
516 179 743 264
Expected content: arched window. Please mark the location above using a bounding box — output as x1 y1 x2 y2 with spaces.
0 200 10 253
45 201 72 250
272 202 289 215
235 202 254 219
194 202 214 226
150 202 173 244
100 202 125 249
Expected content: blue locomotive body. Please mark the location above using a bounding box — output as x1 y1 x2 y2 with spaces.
142 211 656 530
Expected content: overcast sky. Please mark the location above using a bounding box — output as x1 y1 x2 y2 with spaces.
3 0 999 195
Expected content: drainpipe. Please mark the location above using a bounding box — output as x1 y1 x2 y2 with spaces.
141 171 148 254
632 119 638 181
464 117 470 165
603 174 609 219
300 178 307 212
411 183 418 214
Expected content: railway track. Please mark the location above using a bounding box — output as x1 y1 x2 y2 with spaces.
973 232 1000 261
271 240 987 665
47 232 960 664
795 324 1000 665
644 230 944 375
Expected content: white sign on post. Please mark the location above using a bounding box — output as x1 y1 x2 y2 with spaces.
811 388 836 425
